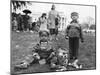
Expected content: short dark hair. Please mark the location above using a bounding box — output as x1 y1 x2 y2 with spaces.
42 13 46 17
71 12 79 16
51 4 55 10
39 31 49 37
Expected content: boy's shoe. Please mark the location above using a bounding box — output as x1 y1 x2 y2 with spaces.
50 63 57 69
15 62 29 69
56 66 67 71
72 63 79 69
72 63 82 69
69 59 82 69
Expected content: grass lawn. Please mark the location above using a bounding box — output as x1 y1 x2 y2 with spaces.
11 31 96 74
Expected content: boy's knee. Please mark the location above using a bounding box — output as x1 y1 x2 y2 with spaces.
50 57 57 63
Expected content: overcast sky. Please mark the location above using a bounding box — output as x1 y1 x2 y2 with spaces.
12 2 95 23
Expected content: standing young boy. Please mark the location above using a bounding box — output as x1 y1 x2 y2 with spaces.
65 12 84 68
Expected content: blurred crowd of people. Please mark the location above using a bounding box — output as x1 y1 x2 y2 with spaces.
12 13 39 32
12 4 61 36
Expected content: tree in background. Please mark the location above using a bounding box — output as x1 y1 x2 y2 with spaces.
89 24 95 30
81 16 95 30
86 16 95 28
81 23 89 29
11 0 31 12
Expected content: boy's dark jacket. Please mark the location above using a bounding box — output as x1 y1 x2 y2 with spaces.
66 21 83 40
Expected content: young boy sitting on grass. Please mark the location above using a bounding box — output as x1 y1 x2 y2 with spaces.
65 12 84 69
14 31 55 69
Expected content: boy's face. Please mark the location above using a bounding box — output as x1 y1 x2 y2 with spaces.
56 48 69 65
40 36 48 50
40 41 48 50
71 15 79 20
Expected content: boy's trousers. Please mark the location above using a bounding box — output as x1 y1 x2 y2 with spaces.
69 37 79 60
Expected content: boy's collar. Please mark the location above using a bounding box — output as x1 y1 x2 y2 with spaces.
70 20 78 24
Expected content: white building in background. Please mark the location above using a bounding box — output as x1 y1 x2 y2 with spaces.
28 12 42 22
59 12 67 31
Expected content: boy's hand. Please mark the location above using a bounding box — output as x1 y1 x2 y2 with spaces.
65 35 69 39
81 39 84 43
